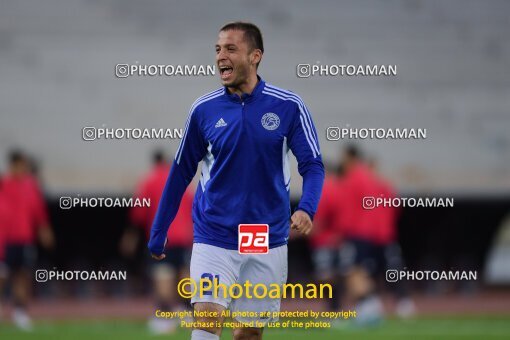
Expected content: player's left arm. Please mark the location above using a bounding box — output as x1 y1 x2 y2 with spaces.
287 100 325 235
148 105 207 258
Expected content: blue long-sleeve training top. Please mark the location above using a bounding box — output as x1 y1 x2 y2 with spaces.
148 77 325 255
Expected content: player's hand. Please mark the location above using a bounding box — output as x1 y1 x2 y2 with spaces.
150 237 167 260
290 210 313 235
38 225 56 250
119 228 138 258
151 253 166 260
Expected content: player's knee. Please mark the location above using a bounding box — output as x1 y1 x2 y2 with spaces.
193 302 224 335
233 327 263 340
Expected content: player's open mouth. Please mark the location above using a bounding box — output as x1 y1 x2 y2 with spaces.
219 66 233 79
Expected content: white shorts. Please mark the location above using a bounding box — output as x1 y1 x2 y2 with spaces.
190 243 288 325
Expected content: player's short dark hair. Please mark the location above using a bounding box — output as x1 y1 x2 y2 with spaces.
152 150 166 165
8 149 25 165
344 144 361 160
220 22 264 67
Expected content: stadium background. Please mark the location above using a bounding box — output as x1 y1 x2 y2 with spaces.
0 0 509 339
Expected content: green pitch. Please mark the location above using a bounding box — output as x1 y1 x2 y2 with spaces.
0 316 509 340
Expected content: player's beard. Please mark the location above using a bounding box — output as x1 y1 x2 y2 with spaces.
222 63 250 90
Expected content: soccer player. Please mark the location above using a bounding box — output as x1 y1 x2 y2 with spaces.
120 150 194 334
1 150 55 330
368 157 415 318
338 147 414 324
311 165 346 311
148 22 324 340
336 146 385 325
0 176 9 322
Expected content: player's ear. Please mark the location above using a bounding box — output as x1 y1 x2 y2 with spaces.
250 49 262 67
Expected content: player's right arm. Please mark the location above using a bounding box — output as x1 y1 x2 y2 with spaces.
287 99 325 234
148 106 206 258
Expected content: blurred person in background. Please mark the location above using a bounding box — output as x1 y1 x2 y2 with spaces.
367 157 415 318
119 150 193 334
1 150 55 330
337 146 414 326
0 177 9 322
336 145 384 326
312 164 346 312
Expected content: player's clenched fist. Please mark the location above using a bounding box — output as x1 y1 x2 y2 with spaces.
290 210 313 235
151 253 166 260
151 237 167 260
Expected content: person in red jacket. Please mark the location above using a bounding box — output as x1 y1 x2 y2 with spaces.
311 165 346 311
368 157 415 318
0 177 9 321
312 172 343 277
336 146 385 325
119 150 193 334
336 147 415 325
1 150 55 330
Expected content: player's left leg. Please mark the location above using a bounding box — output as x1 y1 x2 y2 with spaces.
11 268 32 329
6 244 35 331
190 243 242 339
342 239 383 326
0 261 7 321
382 243 415 318
230 245 288 340
148 251 179 334
146 245 192 334
312 247 340 311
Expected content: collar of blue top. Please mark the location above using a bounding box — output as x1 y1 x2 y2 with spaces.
223 75 265 103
